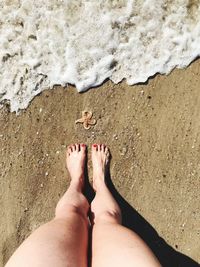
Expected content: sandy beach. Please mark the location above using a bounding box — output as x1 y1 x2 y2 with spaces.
0 59 200 266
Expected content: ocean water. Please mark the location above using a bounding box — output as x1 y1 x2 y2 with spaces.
0 0 200 112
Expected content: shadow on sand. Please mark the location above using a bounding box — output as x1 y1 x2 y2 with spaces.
84 165 199 267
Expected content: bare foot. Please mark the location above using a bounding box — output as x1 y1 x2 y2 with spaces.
91 144 110 190
66 143 86 188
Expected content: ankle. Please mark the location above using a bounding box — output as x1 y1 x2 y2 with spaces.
93 175 105 187
70 176 84 190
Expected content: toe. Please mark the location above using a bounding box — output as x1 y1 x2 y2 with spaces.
71 144 76 151
67 145 73 153
75 143 80 151
101 144 105 151
105 146 109 154
66 146 71 156
80 143 86 151
92 144 97 151
97 144 101 151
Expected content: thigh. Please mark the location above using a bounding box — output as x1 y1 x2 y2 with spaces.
92 222 161 267
6 217 88 267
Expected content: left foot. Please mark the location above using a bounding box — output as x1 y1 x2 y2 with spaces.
66 144 86 187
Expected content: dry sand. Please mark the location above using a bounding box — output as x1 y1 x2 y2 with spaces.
0 60 200 266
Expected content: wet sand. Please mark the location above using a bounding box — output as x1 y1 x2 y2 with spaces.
0 60 200 266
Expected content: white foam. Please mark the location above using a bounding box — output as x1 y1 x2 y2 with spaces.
0 0 200 112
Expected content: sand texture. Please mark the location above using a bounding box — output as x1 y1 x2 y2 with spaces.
0 60 200 266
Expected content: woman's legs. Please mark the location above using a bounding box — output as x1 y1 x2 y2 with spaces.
5 144 89 267
91 144 161 267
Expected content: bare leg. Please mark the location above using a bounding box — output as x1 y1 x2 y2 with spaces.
91 144 161 267
5 144 89 267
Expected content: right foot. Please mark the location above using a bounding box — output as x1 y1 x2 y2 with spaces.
66 144 86 188
91 144 110 190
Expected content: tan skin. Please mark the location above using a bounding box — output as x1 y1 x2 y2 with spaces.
5 144 161 267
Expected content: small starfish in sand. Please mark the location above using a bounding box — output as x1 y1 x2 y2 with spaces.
75 110 96 130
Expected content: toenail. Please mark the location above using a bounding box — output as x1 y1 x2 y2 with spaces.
93 144 97 147
81 144 85 147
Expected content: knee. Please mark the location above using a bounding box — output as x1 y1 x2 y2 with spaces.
93 210 122 225
67 204 89 219
55 197 89 221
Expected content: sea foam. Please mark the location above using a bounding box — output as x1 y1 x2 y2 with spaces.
0 0 200 112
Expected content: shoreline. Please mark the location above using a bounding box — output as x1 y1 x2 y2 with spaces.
0 59 200 265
